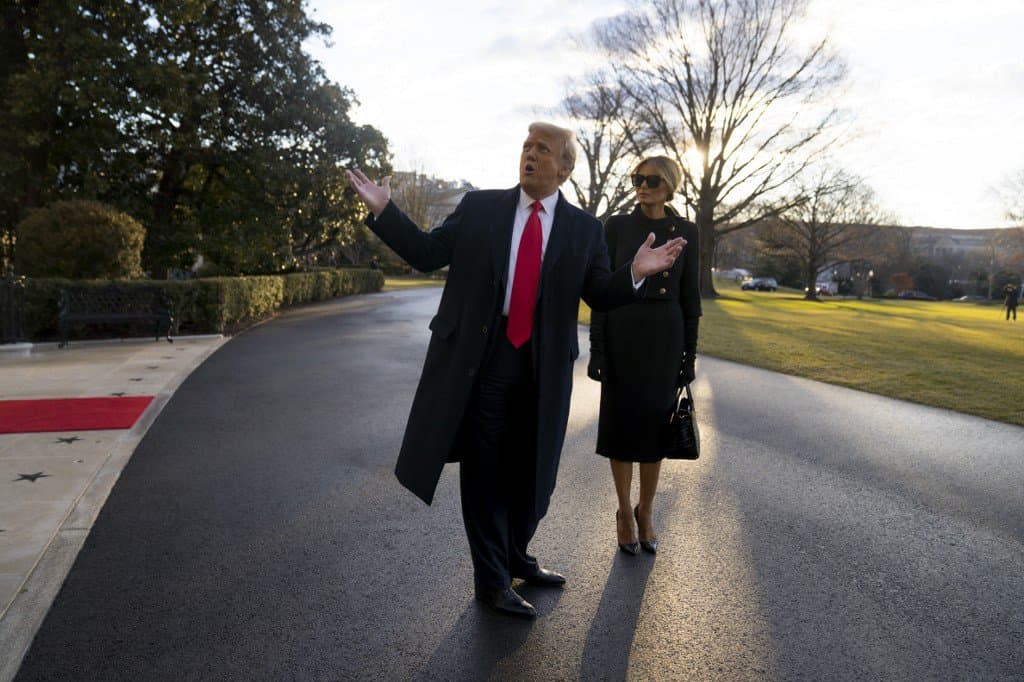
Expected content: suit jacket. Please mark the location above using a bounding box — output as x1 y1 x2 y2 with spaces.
366 186 638 518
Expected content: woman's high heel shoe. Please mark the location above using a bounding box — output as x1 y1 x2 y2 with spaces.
616 510 640 555
635 505 659 554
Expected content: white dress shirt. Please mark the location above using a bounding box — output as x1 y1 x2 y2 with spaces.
502 189 559 315
501 189 645 316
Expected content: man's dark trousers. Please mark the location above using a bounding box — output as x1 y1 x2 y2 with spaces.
460 316 541 591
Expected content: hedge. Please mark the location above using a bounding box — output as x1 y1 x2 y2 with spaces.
23 268 384 340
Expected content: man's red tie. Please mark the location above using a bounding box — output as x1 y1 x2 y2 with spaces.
507 201 543 348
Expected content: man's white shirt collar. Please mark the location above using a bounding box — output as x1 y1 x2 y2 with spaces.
519 189 559 216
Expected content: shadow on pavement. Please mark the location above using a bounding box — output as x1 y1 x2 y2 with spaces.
516 582 567 618
580 551 655 680
412 595 543 680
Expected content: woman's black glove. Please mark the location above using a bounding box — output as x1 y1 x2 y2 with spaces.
679 316 699 386
588 311 607 382
587 351 605 381
678 354 696 386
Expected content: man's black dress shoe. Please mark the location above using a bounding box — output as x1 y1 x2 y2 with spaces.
514 566 567 587
475 587 537 619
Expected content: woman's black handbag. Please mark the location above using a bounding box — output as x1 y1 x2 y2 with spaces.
665 383 700 460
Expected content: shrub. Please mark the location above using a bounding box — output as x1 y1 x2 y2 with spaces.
24 268 383 340
281 268 385 306
15 200 146 279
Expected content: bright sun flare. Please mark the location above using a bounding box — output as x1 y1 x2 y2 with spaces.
682 148 706 176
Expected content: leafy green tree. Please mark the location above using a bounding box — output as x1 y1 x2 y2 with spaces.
0 0 140 267
2 1 389 276
111 1 389 275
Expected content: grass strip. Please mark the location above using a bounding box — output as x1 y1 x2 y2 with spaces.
383 275 445 291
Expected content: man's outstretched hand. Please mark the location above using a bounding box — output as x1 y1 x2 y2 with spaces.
346 169 391 218
631 233 686 281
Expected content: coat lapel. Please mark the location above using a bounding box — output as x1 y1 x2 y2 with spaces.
491 186 521 290
538 191 571 298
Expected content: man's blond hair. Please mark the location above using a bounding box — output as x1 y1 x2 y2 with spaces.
528 122 577 172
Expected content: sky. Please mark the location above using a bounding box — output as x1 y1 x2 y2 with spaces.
304 0 1024 229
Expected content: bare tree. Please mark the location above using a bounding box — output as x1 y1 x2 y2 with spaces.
982 227 1024 298
336 223 376 267
758 167 882 300
390 170 474 230
996 169 1024 224
560 73 654 221
356 169 475 273
592 0 848 296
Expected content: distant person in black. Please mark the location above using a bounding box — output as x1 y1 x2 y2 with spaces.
588 155 702 555
1005 283 1019 321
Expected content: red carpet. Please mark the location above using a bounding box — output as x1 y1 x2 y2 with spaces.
0 396 155 434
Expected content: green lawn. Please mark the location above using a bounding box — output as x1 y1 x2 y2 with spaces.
581 281 1024 426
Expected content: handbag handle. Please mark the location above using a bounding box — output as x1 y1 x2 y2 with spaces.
674 381 694 404
670 382 695 424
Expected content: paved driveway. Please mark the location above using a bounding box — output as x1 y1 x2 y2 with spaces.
14 288 1024 680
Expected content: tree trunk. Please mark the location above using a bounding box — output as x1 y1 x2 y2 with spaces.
18 149 46 215
146 150 192 276
804 266 819 301
803 247 820 300
696 199 717 298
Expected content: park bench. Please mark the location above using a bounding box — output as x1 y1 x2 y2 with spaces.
58 284 174 348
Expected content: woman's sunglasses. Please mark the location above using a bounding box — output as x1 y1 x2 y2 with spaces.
631 174 663 189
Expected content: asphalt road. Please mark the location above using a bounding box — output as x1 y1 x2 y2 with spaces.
15 288 1024 681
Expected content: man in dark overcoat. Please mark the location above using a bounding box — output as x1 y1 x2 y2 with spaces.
346 122 685 618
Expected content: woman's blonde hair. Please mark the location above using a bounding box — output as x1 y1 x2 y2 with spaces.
633 155 682 202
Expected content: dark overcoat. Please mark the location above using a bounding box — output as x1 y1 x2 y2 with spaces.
593 207 702 459
366 186 638 518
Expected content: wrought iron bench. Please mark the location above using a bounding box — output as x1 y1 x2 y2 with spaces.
1 270 27 343
58 284 174 348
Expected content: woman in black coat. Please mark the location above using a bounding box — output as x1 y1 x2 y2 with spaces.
588 155 702 554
